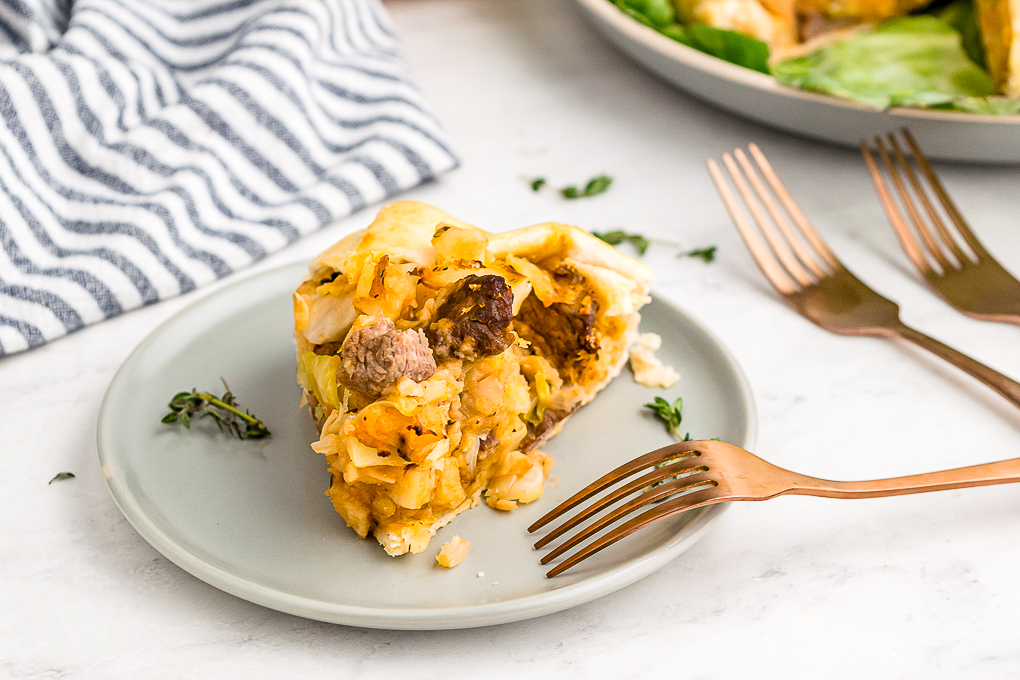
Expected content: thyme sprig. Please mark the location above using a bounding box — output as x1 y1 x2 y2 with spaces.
592 229 717 261
527 174 613 199
644 396 691 441
561 174 613 199
162 378 271 440
644 396 721 493
685 246 717 263
592 230 651 255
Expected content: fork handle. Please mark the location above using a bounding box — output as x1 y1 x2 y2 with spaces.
787 456 1020 499
891 324 1020 411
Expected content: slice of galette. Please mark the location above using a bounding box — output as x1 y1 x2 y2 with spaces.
293 201 652 555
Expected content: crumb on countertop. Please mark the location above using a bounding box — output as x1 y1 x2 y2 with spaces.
436 535 471 568
629 333 680 388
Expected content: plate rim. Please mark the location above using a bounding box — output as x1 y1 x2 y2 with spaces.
97 262 758 630
575 0 1020 125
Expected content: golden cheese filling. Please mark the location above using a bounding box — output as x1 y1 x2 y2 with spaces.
293 201 652 556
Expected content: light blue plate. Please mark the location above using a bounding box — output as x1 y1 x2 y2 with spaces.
98 263 756 629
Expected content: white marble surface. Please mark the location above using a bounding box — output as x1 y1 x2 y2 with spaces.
5 0 1020 677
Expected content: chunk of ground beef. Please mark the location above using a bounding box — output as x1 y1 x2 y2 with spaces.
520 405 574 452
338 319 436 395
427 274 514 362
514 291 599 384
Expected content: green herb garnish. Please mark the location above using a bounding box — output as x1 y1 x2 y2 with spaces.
48 472 75 484
594 230 718 261
645 397 689 493
529 174 613 199
561 174 613 199
162 379 271 440
644 396 689 440
644 396 721 495
611 0 770 73
593 229 651 255
667 23 771 75
684 246 717 262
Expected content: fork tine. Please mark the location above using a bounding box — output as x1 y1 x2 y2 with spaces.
721 152 816 288
527 443 699 533
731 149 828 280
861 140 934 277
747 143 840 270
708 158 800 294
901 129 989 259
872 136 954 272
883 134 964 269
545 488 721 578
532 461 709 549
538 472 716 564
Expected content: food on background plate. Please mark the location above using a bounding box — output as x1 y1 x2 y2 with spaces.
293 201 652 556
612 0 1020 113
673 0 798 52
977 0 1020 95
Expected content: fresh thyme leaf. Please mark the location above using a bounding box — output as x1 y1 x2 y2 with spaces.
593 230 650 255
582 174 613 197
593 231 712 260
529 174 614 199
593 230 626 246
644 397 722 498
628 234 650 255
560 174 613 199
48 472 75 484
644 396 688 440
162 378 271 440
684 246 717 263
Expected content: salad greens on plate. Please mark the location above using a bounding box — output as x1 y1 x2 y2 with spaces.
613 0 772 73
611 0 1020 114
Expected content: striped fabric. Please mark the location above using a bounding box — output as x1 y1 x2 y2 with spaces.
0 0 457 356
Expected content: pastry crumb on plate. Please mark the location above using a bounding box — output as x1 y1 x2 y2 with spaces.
436 535 471 568
629 333 680 388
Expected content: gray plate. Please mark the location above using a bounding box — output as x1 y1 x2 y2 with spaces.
97 263 756 629
576 0 1020 164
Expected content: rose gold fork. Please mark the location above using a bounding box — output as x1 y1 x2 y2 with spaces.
529 439 1020 577
707 144 1020 411
861 129 1020 325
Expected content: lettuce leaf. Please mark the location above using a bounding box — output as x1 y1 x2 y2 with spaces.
772 16 996 109
667 24 771 74
612 0 675 29
940 96 1020 114
608 1 770 74
934 0 986 68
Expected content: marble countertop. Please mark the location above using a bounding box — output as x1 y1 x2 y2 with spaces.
5 0 1020 676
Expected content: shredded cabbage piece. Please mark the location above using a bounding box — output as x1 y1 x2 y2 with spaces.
524 372 550 426
298 351 343 410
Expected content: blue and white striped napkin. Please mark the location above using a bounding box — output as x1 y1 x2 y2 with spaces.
0 0 457 356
